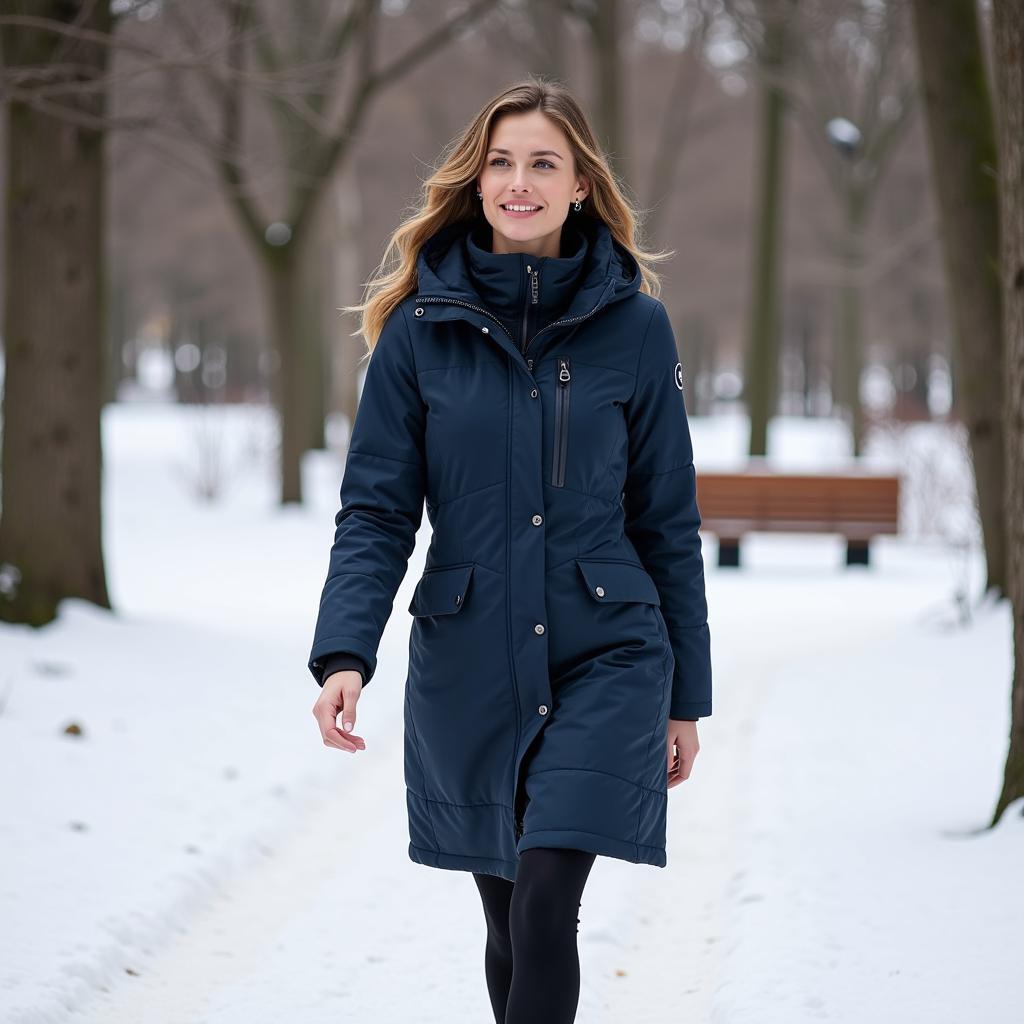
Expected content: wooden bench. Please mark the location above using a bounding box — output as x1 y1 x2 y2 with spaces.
695 464 900 567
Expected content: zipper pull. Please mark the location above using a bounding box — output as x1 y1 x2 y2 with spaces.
531 268 539 305
558 356 571 383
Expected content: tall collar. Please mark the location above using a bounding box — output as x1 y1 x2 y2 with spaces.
462 219 589 330
414 214 643 342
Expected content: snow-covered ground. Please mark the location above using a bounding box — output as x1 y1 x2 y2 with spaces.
0 403 1019 1024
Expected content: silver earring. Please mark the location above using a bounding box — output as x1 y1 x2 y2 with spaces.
476 191 483 200
573 198 582 211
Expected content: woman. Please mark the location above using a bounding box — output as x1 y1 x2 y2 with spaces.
308 77 712 1023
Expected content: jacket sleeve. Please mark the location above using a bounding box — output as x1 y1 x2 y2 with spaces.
308 302 427 688
622 300 712 720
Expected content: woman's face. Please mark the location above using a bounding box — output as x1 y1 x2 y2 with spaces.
475 110 589 258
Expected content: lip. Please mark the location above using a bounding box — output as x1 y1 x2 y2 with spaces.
500 203 543 219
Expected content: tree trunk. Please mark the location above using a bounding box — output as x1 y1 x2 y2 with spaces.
331 163 367 449
911 0 1006 596
745 9 790 457
264 249 306 504
837 188 868 454
591 0 628 187
0 1 112 625
991 0 1024 825
528 0 568 84
299 224 328 455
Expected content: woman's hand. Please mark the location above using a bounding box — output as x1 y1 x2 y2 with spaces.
667 719 699 788
312 670 367 754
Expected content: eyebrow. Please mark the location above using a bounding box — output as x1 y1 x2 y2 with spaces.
487 147 564 159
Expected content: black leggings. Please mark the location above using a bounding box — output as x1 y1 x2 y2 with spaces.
472 846 598 1024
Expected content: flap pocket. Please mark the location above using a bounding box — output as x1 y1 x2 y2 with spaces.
408 563 475 616
575 558 661 605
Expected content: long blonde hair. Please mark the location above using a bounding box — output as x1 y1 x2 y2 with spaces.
344 75 674 357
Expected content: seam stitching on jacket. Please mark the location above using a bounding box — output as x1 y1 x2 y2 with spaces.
436 477 506 508
524 765 667 797
312 633 371 647
347 448 421 467
626 299 662 404
565 357 633 377
416 364 474 375
404 697 441 852
503 351 524 833
518 826 665 847
542 480 617 506
409 844 518 867
628 460 695 480
637 640 674 851
322 572 385 585
406 791 512 810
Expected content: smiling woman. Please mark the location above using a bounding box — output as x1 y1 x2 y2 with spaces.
478 113 589 252
307 74 711 1023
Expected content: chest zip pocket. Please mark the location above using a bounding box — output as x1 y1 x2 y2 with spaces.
551 356 572 487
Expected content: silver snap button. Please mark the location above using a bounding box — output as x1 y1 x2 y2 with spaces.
532 514 543 526
414 307 424 316
527 359 534 370
534 623 545 635
530 388 538 398
595 586 605 598
481 326 489 334
538 704 549 715
455 594 462 605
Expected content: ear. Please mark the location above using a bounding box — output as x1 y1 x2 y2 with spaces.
575 176 590 201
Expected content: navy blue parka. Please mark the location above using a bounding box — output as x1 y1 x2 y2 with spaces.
309 213 712 881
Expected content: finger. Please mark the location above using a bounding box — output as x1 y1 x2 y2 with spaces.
339 687 360 734
312 700 340 739
312 701 365 752
323 724 364 753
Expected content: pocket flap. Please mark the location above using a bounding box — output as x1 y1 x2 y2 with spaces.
575 558 661 605
408 563 475 616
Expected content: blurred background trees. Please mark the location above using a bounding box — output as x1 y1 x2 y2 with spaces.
1 0 1022 817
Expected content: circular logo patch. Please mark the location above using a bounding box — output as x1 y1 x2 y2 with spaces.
674 361 684 391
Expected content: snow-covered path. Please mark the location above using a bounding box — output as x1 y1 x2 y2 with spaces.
2 406 1020 1023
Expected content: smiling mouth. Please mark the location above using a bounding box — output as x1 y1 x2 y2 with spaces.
500 203 543 211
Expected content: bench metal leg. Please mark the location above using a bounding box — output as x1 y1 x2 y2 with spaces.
846 539 870 566
718 538 741 568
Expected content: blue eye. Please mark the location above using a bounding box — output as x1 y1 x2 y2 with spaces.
489 158 555 169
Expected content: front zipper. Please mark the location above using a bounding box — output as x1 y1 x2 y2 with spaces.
415 278 613 361
520 264 539 354
551 356 571 487
523 279 613 358
413 295 516 344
